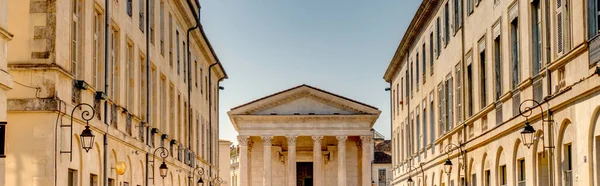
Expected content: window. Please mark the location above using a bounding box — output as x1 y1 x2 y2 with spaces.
410 62 414 97
378 169 386 186
446 76 454 130
588 0 600 38
416 54 420 89
160 1 164 55
139 0 144 32
176 29 180 74
480 44 487 108
110 29 120 103
151 67 157 125
71 0 82 78
200 68 204 94
150 0 155 43
436 17 441 57
511 17 520 89
90 174 98 186
565 144 573 186
472 174 477 186
161 76 167 133
484 170 491 186
399 81 403 111
396 83 400 113
532 0 542 75
183 41 187 83
93 10 104 89
557 0 572 54
68 169 77 186
518 159 526 185
455 64 462 123
500 165 507 186
438 83 446 134
429 93 434 148
127 43 134 109
108 178 115 186
127 0 133 17
169 14 173 66
422 43 426 82
494 35 502 100
422 104 427 155
467 64 473 117
430 32 435 74
169 85 175 137
444 3 450 46
454 0 462 32
416 108 420 152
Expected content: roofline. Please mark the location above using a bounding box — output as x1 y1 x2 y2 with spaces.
230 84 380 111
383 0 439 82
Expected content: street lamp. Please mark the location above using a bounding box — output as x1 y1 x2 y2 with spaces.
60 103 97 161
407 177 414 186
518 99 556 186
520 121 536 148
149 147 169 179
405 162 424 186
189 166 205 186
443 143 465 177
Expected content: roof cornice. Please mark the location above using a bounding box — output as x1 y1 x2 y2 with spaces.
383 0 439 82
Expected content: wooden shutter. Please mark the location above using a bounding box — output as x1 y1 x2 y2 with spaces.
557 0 564 53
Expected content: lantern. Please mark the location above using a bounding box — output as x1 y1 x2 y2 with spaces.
521 121 536 149
444 158 453 175
159 161 168 179
80 125 95 152
407 176 414 186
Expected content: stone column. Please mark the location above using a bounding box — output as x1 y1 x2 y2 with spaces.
360 136 373 186
238 135 250 186
312 136 323 186
336 136 347 186
261 136 274 186
287 136 298 186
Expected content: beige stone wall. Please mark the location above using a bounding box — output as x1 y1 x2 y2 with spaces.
0 0 11 185
219 140 232 186
386 0 600 186
5 0 225 186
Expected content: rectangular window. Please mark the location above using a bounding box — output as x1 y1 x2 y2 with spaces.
438 83 445 134
532 0 542 74
127 0 133 17
455 64 462 123
161 76 167 132
565 143 573 186
429 93 435 147
68 169 77 186
151 67 157 125
472 174 477 186
111 29 120 103
150 0 155 43
139 0 144 32
416 54 419 90
160 1 164 55
557 0 572 54
169 85 175 137
140 55 147 119
494 36 502 100
183 41 186 83
422 43 426 82
500 165 507 185
396 83 400 112
416 109 420 152
93 10 104 89
90 174 98 186
454 0 462 32
588 0 600 38
430 32 435 74
480 47 487 108
446 76 454 130
423 105 427 149
108 178 115 186
518 159 526 185
71 0 82 78
169 14 173 66
195 60 199 87
467 64 473 116
410 62 414 97
444 3 450 46
511 18 520 89
485 170 491 186
127 43 134 109
436 17 441 57
176 29 180 74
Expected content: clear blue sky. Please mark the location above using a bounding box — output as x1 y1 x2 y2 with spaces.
200 0 421 144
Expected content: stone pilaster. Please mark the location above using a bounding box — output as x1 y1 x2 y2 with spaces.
360 136 373 186
312 136 323 186
238 135 250 186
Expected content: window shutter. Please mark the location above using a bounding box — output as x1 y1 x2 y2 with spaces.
438 84 444 135
447 77 454 130
557 0 564 53
440 83 446 134
588 0 597 39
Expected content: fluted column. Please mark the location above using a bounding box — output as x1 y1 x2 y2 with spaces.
261 136 273 186
312 136 323 186
287 136 297 186
336 136 348 186
360 136 373 186
238 135 250 186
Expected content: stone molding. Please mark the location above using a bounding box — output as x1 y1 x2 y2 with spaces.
360 136 373 143
336 136 348 145
261 136 273 146
312 135 323 144
237 135 250 146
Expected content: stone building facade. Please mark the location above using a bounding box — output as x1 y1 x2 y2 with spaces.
230 145 240 186
0 0 13 185
384 0 600 186
5 0 226 186
228 85 380 186
219 140 233 186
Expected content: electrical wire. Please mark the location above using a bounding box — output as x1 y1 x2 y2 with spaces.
13 80 41 98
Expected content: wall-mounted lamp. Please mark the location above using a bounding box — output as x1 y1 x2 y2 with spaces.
60 103 96 161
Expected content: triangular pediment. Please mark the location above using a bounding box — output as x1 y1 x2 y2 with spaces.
228 85 380 116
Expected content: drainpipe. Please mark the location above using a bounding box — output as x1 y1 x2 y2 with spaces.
145 0 151 184
185 0 201 185
103 0 110 185
459 0 467 185
543 0 555 185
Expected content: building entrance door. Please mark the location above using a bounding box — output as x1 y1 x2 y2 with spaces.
297 162 313 186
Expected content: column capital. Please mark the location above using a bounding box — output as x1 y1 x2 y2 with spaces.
360 135 373 143
312 135 323 143
286 136 298 146
336 136 348 145
237 135 250 146
261 136 274 146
